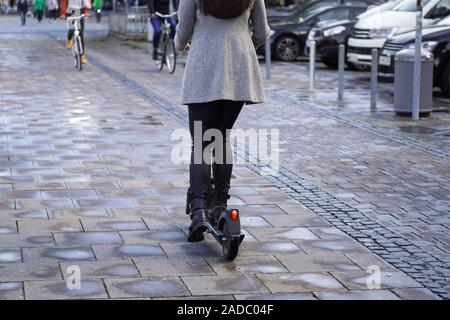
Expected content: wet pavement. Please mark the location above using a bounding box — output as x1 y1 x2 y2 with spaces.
0 16 449 300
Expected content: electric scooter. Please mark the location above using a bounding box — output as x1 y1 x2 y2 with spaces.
186 182 245 261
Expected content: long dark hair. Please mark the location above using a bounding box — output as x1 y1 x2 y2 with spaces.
198 0 252 20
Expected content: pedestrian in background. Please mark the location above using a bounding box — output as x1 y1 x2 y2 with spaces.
34 0 45 22
17 0 28 25
176 0 270 242
47 0 59 22
92 0 102 23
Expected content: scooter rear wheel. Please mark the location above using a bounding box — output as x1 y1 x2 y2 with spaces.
221 221 239 261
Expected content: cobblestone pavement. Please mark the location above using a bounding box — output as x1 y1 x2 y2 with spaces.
0 17 448 300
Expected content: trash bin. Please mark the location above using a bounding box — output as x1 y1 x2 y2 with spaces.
394 48 434 115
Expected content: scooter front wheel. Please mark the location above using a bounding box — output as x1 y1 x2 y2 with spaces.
221 221 239 261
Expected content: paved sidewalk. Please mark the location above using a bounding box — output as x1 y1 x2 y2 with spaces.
0 18 448 299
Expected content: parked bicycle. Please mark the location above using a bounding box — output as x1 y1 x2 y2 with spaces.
155 12 177 74
66 14 85 71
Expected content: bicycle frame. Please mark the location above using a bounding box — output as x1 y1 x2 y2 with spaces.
66 14 84 38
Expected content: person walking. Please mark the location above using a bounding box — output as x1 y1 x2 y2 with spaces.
92 0 102 23
17 0 28 25
34 0 45 22
147 0 179 60
175 0 270 242
47 0 59 22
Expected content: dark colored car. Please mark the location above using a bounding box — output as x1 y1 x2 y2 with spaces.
267 0 380 23
307 19 358 68
379 15 450 97
266 4 368 61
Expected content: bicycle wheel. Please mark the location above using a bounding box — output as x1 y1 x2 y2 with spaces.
158 37 166 72
76 37 83 71
165 39 176 74
72 36 82 71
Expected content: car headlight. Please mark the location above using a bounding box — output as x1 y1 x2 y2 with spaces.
269 30 276 39
308 28 322 41
408 41 438 52
369 27 397 39
323 26 346 37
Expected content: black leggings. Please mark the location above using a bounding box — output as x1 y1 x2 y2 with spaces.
188 100 244 203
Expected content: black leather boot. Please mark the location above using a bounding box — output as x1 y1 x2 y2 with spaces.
187 197 208 242
211 189 230 224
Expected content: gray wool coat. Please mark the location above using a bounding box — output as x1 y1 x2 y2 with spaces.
174 0 270 105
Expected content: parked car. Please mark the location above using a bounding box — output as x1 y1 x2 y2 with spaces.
266 4 368 61
347 0 450 67
307 19 359 68
306 0 402 69
357 0 403 19
268 0 379 23
379 15 450 96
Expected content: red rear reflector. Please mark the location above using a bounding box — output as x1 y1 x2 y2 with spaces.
230 209 239 221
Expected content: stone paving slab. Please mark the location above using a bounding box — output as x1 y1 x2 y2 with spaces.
330 270 422 290
80 218 149 232
0 220 18 234
234 293 317 300
18 219 83 234
263 214 332 228
315 289 400 300
53 231 123 246
0 249 22 264
120 230 187 244
258 273 346 293
0 262 62 282
206 256 289 275
104 277 190 299
134 258 215 277
391 288 442 300
24 280 108 300
181 275 269 296
0 209 49 220
92 244 166 260
248 227 319 241
60 260 140 279
276 253 362 273
238 241 305 256
0 234 55 248
0 282 24 300
50 208 111 219
294 239 373 255
22 246 97 264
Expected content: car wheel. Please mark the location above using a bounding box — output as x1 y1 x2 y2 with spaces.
439 61 450 97
322 57 338 69
347 62 369 72
274 35 301 62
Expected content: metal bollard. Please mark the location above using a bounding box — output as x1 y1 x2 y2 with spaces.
412 5 423 121
370 48 379 110
265 38 272 80
309 40 316 91
338 44 345 101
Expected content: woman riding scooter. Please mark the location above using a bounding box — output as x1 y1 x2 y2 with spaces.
175 0 270 242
